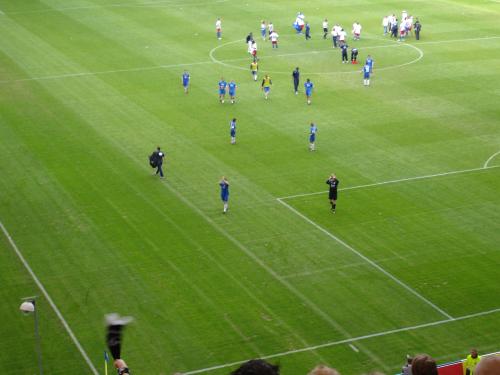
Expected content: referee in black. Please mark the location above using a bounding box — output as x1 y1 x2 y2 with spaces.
326 174 339 212
292 67 300 95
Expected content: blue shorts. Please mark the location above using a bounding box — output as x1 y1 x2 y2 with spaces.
219 89 226 95
230 130 236 137
305 90 312 97
221 193 229 202
183 81 189 87
229 91 235 97
364 72 370 79
309 134 315 142
264 87 270 93
261 29 266 37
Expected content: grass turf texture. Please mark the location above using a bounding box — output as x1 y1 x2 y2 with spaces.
0 0 500 374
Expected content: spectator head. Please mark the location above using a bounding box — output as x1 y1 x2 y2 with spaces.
412 354 438 375
308 364 341 375
231 359 279 375
475 355 500 375
471 349 479 359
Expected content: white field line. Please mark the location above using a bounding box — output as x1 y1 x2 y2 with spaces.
484 150 500 168
409 35 500 45
208 38 423 74
349 344 360 353
276 198 454 320
278 165 499 200
5 0 230 14
0 221 99 375
0 60 212 84
183 307 500 374
1 35 498 84
281 254 406 279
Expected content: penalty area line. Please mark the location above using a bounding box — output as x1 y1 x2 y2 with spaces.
0 220 99 375
276 198 454 320
277 165 500 200
183 307 500 374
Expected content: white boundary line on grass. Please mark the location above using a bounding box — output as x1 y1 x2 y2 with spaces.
5 0 230 15
0 35 498 84
183 307 500 374
278 165 500 201
484 150 500 168
209 38 424 75
0 221 99 375
276 197 454 320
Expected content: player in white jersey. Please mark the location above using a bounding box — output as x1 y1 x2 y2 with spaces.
382 16 389 35
338 28 347 45
251 40 257 57
399 22 407 41
268 22 274 35
215 18 222 40
352 22 362 40
270 31 279 48
322 19 329 39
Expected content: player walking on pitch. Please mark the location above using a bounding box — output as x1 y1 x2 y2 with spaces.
250 59 258 81
218 77 227 103
261 74 272 99
309 123 317 151
230 118 236 144
362 63 371 86
304 78 314 105
228 80 237 104
219 176 230 213
292 67 300 94
182 70 190 93
326 174 339 212
216 18 222 39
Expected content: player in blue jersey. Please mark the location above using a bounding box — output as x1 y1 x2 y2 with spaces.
228 80 237 104
362 63 371 86
219 176 230 213
309 122 317 151
304 78 314 105
365 55 374 73
218 77 227 103
182 70 190 94
230 118 236 144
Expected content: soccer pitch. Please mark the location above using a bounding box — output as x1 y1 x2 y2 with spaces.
1 0 499 374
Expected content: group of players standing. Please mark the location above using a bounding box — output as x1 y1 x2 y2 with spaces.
175 13 398 213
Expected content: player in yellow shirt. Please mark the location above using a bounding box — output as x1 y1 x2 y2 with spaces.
261 74 272 99
464 349 481 375
250 59 258 81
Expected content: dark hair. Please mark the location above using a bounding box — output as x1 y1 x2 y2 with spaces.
231 359 280 375
412 354 438 375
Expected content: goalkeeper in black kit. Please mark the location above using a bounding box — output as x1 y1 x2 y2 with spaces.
326 174 340 212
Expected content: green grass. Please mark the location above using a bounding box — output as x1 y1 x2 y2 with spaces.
0 0 499 374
